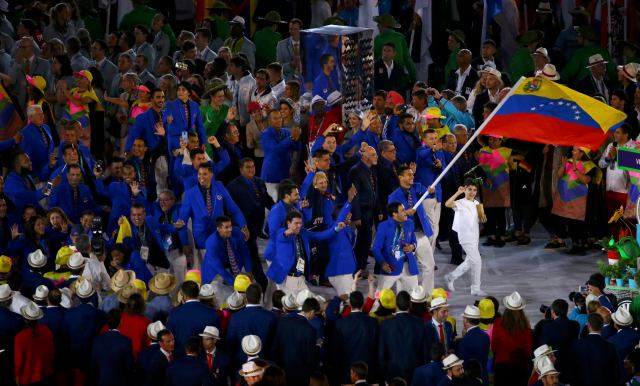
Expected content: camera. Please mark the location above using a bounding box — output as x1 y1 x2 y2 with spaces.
569 291 585 303
95 160 103 174
539 304 550 314
175 62 188 71
91 237 105 256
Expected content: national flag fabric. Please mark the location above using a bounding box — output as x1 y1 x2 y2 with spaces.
482 0 503 40
481 77 627 150
414 0 433 82
116 215 133 244
0 83 23 141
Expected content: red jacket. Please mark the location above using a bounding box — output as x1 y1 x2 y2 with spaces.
14 323 55 385
491 317 534 369
119 312 151 361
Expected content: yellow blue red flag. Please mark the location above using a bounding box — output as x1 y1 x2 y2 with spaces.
0 82 23 141
482 77 627 150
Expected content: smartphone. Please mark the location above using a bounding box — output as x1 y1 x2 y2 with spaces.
95 160 103 173
578 285 588 294
181 131 188 143
43 181 53 197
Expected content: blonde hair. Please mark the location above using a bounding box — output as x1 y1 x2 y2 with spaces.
313 171 328 187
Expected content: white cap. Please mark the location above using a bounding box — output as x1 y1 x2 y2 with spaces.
429 297 449 311
241 334 262 356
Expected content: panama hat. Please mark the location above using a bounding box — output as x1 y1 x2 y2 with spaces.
379 288 396 309
536 63 560 80
282 293 298 311
241 334 262 356
410 286 428 303
68 252 86 270
226 291 247 311
239 361 264 377
612 307 634 326
503 291 526 310
430 296 449 311
0 283 12 301
27 249 47 269
533 344 557 361
618 63 638 82
21 301 43 320
442 354 464 370
110 269 136 293
149 272 177 295
117 283 138 303
147 320 165 340
532 47 550 60
295 289 316 308
537 356 560 377
33 285 49 301
74 277 95 299
586 54 608 68
463 305 481 319
199 283 215 300
199 325 221 339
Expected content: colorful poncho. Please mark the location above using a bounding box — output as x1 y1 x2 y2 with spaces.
64 88 101 148
551 159 595 221
625 171 640 218
479 146 512 208
128 100 151 125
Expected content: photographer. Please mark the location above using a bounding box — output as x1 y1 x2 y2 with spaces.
568 291 588 332
83 234 111 293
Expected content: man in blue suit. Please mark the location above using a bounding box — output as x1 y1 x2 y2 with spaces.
386 113 422 165
411 343 447 386
125 88 168 153
165 336 211 386
154 191 189 282
49 164 101 223
541 299 580 383
227 158 274 291
175 146 230 192
124 203 172 272
5 152 60 214
426 297 455 352
18 105 55 180
325 199 359 296
264 182 300 264
90 309 135 386
330 291 380 384
373 202 420 291
202 216 252 285
0 285 25 386
379 291 427 384
41 288 69 376
199 326 230 386
266 211 343 294
165 81 206 153
569 313 620 386
226 284 277 369
455 305 489 384
389 165 436 293
178 162 247 270
167 281 220 356
144 329 174 386
95 164 147 234
609 307 640 384
260 109 302 200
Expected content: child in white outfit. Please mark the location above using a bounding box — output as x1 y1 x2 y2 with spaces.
444 179 487 296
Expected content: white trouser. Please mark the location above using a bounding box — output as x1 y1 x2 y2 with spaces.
167 248 187 285
328 274 353 296
415 231 435 294
154 156 169 192
266 183 279 202
376 262 419 293
194 249 206 271
423 198 441 249
210 275 234 304
276 275 308 295
448 241 482 292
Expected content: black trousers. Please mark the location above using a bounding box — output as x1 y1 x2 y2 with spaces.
485 207 506 238
247 234 268 293
354 216 373 271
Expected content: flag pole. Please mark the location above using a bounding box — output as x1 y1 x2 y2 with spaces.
412 76 527 210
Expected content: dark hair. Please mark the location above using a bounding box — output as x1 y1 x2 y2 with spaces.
551 299 569 318
106 309 122 329
131 202 146 211
267 62 283 72
588 273 606 291
302 297 320 313
54 54 73 78
387 202 403 217
184 336 201 355
501 308 530 335
135 24 150 36
108 156 125 165
312 149 331 159
279 183 298 199
157 329 173 342
374 89 388 98
125 293 146 315
47 288 62 306
182 40 196 52
181 280 200 299
198 162 213 173
430 342 446 360
588 312 604 332
396 291 411 311
239 157 254 168
626 348 640 374
464 178 478 187
196 28 212 41
229 56 248 71
397 165 412 176
464 359 483 380
262 365 287 385
412 88 427 100
351 361 368 380
383 42 396 50
349 291 364 309
150 88 164 98
483 101 498 112
20 19 38 36
285 211 303 223
290 18 303 27
246 284 262 304
189 148 205 159
120 31 135 47
272 290 285 309
215 215 231 227
320 54 333 67
255 68 269 80
399 112 414 122
611 89 628 103
618 123 632 137
93 39 108 51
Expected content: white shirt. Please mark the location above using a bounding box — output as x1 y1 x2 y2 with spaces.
598 140 633 193
455 66 471 95
270 79 286 99
83 253 111 292
452 198 480 243
383 60 394 78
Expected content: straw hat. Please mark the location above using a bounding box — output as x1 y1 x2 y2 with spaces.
110 269 136 293
282 293 298 312
33 285 49 301
239 361 264 377
586 54 608 68
410 286 428 303
537 356 560 377
21 301 43 320
147 320 165 340
295 289 316 308
27 249 47 269
199 326 221 340
430 297 449 311
74 277 95 299
536 63 560 81
68 252 86 270
241 335 262 356
533 344 557 362
199 283 215 300
226 291 246 311
532 47 549 61
117 283 138 303
503 291 526 311
612 307 634 327
618 63 639 82
442 354 464 370
149 272 177 295
463 305 481 319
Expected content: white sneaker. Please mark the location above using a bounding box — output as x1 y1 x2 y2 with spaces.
444 274 455 292
471 289 488 297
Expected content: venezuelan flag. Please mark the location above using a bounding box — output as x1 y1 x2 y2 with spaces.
0 83 23 141
482 77 627 150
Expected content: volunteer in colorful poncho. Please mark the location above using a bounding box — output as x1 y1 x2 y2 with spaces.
478 136 511 247
63 70 102 148
551 146 596 255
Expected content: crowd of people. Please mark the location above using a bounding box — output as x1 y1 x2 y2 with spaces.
0 0 640 385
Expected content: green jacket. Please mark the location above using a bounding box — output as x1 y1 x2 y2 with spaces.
444 47 461 87
374 29 416 83
119 5 177 51
210 14 230 41
253 28 282 70
509 47 534 83
560 43 616 85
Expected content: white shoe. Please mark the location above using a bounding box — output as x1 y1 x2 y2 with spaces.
471 289 487 297
444 274 455 292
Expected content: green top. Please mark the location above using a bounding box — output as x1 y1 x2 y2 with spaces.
560 43 617 84
210 14 230 41
253 27 282 70
201 103 229 158
119 5 177 51
509 47 535 83
444 47 461 87
374 29 416 83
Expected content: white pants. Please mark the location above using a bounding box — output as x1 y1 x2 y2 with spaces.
448 241 482 292
415 231 435 294
376 262 419 293
194 249 206 271
266 183 279 202
276 275 308 295
167 248 187 285
328 274 353 296
423 198 441 249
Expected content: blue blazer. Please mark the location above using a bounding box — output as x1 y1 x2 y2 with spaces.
272 313 319 385
264 200 299 262
388 184 434 237
90 330 135 386
379 312 427 383
569 333 620 386
144 347 170 386
455 326 490 381
609 327 640 382
411 361 446 386
49 181 100 223
201 348 231 386
20 122 55 180
165 355 211 386
415 145 447 201
21 269 53 300
96 179 147 234
266 226 339 284
63 303 106 369
178 182 246 249
165 99 206 151
0 307 25 357
372 218 419 276
299 171 335 227
202 227 252 285
4 171 44 213
260 126 301 183
167 301 220 356
137 343 160 382
152 204 189 248
226 305 278 366
42 306 67 358
174 152 230 192
426 319 455 353
331 311 380 384
541 317 580 379
125 108 168 152
325 203 357 277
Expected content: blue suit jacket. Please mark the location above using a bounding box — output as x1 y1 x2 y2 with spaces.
153 204 189 248
4 171 44 213
264 200 299 262
42 306 67 358
331 311 380 384
226 175 274 236
379 312 427 383
455 326 490 381
388 184 434 237
415 146 447 201
384 116 420 165
90 330 135 386
137 343 160 382
202 227 252 285
272 313 319 385
49 182 100 223
541 317 580 379
20 122 55 180
226 305 278 366
21 269 53 300
609 327 640 382
174 152 230 192
426 319 455 353
96 179 147 234
411 361 446 386
64 303 106 369
325 203 357 277
266 226 339 284
201 348 231 386
165 355 211 386
144 347 170 386
167 301 220 356
178 182 246 249
0 306 25 363
260 126 301 183
569 333 620 386
165 99 206 151
372 218 419 276
125 108 167 152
